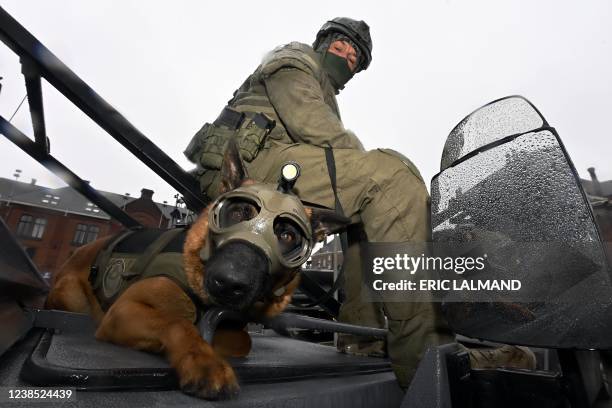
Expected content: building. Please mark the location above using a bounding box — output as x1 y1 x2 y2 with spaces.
306 236 343 272
581 167 612 242
0 177 190 279
582 167 612 199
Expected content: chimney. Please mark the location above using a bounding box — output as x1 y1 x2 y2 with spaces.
30 178 37 185
587 167 604 197
140 188 154 201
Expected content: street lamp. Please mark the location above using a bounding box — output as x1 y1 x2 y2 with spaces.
122 193 130 210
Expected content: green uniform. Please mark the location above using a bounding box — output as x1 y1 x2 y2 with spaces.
187 42 452 388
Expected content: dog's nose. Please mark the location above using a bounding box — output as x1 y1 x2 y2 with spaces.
211 274 248 300
205 240 269 309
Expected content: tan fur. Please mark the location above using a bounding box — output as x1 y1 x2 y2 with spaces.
46 236 112 325
256 273 301 318
304 207 328 242
47 198 301 399
183 206 211 303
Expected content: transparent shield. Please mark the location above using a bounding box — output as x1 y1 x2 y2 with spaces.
440 96 545 171
432 97 612 349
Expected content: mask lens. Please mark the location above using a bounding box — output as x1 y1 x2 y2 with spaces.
218 197 260 228
274 217 309 263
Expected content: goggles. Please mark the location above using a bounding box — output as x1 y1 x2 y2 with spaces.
200 163 313 276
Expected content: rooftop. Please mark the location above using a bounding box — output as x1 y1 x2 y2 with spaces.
0 177 189 221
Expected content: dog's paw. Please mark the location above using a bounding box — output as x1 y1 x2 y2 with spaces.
177 352 239 400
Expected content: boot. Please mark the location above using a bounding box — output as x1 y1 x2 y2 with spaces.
337 334 387 358
462 344 537 370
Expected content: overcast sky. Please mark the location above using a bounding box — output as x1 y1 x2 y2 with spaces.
1 0 611 205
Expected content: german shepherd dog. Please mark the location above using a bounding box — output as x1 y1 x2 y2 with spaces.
46 140 349 400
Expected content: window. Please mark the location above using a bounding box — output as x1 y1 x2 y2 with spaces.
72 224 87 245
73 224 100 245
16 215 33 236
16 215 46 239
32 218 47 239
86 225 99 243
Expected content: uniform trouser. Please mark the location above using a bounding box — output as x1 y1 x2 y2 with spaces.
201 141 453 388
337 225 387 351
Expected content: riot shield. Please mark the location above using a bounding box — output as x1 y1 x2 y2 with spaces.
431 96 612 349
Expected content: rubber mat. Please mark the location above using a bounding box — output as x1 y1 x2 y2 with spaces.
21 330 391 390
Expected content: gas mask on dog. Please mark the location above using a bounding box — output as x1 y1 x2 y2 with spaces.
199 163 313 277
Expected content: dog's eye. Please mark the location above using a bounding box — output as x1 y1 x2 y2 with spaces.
280 231 295 243
227 205 254 224
274 218 305 258
229 208 243 222
219 199 259 228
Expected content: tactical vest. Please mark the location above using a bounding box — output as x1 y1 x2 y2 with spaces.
89 228 205 321
230 41 341 144
185 42 341 172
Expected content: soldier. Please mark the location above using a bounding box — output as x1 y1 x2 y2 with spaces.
184 17 453 389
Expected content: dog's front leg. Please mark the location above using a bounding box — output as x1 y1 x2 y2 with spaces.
95 280 239 400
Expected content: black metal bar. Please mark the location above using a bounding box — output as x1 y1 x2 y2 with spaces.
266 313 388 338
197 307 387 344
0 8 339 310
296 271 341 317
21 58 49 154
0 116 142 228
0 6 207 212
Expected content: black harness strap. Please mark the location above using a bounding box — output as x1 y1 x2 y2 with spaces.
299 146 349 308
125 228 184 278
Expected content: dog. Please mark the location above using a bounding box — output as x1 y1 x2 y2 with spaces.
46 139 349 400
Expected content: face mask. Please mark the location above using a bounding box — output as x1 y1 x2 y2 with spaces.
200 183 314 276
321 51 354 91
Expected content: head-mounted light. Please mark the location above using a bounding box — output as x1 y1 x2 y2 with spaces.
200 163 313 275
278 162 301 193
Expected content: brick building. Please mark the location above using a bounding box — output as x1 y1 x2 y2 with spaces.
0 177 190 279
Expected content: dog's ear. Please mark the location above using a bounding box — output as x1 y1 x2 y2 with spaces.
219 137 249 194
305 207 351 242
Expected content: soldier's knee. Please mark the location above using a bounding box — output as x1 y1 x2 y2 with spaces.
366 150 423 180
362 150 428 201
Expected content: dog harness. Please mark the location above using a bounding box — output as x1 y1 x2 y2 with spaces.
89 228 206 321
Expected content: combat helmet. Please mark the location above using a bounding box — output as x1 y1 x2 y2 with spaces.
314 17 372 72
